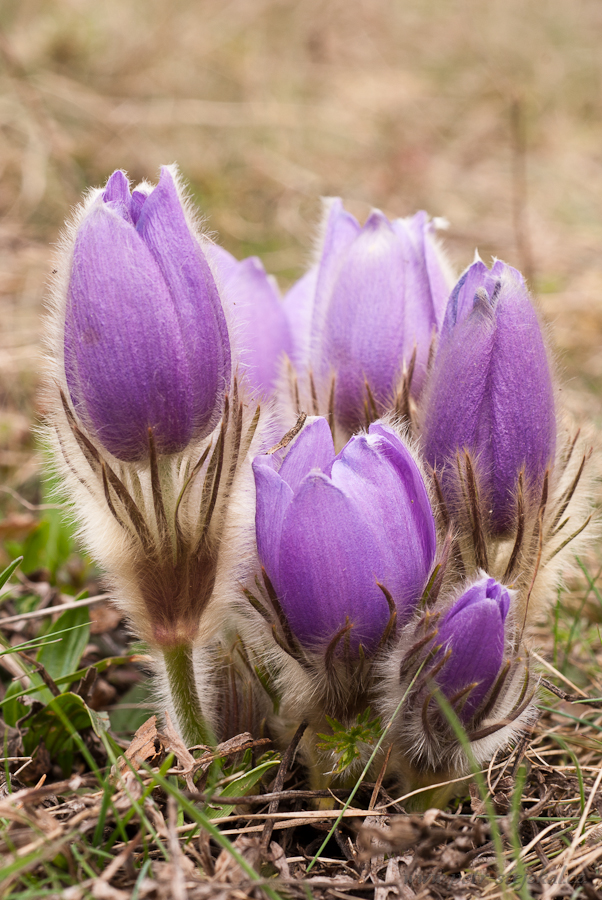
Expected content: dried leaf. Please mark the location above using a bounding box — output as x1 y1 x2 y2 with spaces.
469 782 486 816
213 834 262 884
114 715 162 778
89 602 123 634
158 709 196 791
195 731 257 774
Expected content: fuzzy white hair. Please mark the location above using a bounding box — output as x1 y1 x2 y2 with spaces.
41 164 281 741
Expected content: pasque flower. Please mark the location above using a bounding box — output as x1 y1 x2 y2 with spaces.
207 243 292 398
283 201 451 434
252 417 437 653
64 167 231 461
378 573 536 806
422 259 556 532
48 166 274 747
430 576 511 722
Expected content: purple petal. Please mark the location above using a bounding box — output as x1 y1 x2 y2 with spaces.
252 455 293 597
130 190 148 224
64 203 196 460
424 261 555 530
277 417 335 493
487 270 556 524
310 199 361 370
436 577 510 720
367 424 437 562
320 211 409 429
441 259 491 337
135 167 231 440
218 256 293 397
423 297 497 472
390 215 440 394
393 210 448 336
277 473 390 651
205 243 240 281
102 170 132 223
331 427 436 618
282 267 318 368
422 223 451 331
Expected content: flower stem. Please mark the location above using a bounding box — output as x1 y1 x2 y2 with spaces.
163 644 215 747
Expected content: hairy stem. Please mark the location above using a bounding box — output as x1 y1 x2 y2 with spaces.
163 644 215 747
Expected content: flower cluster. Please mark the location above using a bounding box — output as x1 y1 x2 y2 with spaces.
47 167 593 801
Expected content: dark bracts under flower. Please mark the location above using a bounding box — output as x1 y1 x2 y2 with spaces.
55 316 270 746
59 379 261 650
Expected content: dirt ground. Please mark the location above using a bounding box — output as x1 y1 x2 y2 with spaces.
1 0 602 463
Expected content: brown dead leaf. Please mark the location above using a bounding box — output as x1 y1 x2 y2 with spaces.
269 840 290 879
469 782 487 816
114 715 162 778
113 771 146 810
213 835 262 884
195 731 259 774
359 813 458 861
157 709 196 792
89 602 123 634
91 882 130 900
359 818 419 858
358 813 392 863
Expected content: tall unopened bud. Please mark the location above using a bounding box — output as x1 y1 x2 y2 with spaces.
65 167 231 461
283 201 452 442
47 166 274 746
422 259 556 533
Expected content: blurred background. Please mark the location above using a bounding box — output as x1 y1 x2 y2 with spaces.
2 0 602 503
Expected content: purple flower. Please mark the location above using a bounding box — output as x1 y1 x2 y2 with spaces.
433 576 511 721
207 244 293 397
422 259 556 532
285 200 450 430
64 167 231 461
282 266 318 370
253 418 437 653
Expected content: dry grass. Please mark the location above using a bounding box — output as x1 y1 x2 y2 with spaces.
1 0 602 896
1 0 602 478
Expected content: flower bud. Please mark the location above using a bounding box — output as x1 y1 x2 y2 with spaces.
47 166 276 747
284 200 451 436
252 418 437 654
207 244 293 398
432 576 510 721
422 259 556 532
379 574 536 802
64 167 231 461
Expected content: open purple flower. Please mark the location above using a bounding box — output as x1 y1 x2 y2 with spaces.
433 576 511 722
422 259 556 532
207 244 292 397
64 167 231 461
284 201 450 431
253 418 437 653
